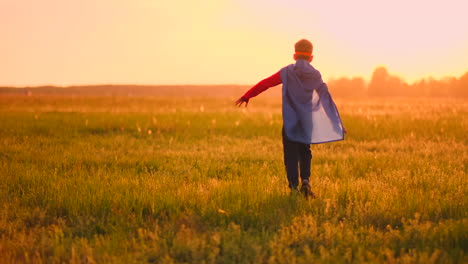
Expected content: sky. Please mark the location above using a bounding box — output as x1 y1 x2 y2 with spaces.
1 0 468 86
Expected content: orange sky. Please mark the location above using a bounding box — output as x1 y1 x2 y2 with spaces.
1 0 468 86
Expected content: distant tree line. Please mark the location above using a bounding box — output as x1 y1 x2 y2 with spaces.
1 67 466 98
328 67 468 97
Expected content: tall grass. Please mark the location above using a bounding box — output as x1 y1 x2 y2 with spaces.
0 95 466 263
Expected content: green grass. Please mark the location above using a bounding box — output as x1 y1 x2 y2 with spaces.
0 95 467 263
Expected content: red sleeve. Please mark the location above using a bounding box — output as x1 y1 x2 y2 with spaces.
241 71 282 100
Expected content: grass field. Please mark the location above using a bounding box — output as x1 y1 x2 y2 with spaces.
0 95 467 263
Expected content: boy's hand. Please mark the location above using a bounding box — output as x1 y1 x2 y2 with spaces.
343 127 348 134
235 97 249 107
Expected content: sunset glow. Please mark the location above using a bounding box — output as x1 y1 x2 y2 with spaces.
2 0 468 86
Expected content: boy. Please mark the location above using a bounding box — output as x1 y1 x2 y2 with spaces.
235 39 345 198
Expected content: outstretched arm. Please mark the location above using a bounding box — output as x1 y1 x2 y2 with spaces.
235 71 282 107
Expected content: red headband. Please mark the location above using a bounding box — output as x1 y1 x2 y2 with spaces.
295 51 312 56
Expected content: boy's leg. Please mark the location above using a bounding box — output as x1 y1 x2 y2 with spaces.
298 143 312 182
282 128 300 190
298 143 315 199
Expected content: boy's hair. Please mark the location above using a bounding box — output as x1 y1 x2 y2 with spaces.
295 39 313 60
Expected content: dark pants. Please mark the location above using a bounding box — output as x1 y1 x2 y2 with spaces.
282 128 312 189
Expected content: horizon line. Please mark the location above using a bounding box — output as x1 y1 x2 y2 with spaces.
1 67 467 88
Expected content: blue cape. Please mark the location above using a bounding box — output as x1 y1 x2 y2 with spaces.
280 59 344 144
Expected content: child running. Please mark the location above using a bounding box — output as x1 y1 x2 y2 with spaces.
235 39 345 198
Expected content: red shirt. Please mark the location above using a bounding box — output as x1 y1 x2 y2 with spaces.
241 71 282 100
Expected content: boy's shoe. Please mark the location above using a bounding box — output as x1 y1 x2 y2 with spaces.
300 180 316 199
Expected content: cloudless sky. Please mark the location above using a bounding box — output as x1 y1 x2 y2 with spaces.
1 0 468 86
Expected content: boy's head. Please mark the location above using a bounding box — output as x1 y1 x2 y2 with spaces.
294 39 313 62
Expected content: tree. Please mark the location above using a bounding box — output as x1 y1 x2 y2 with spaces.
368 67 389 96
455 72 468 97
368 66 407 97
